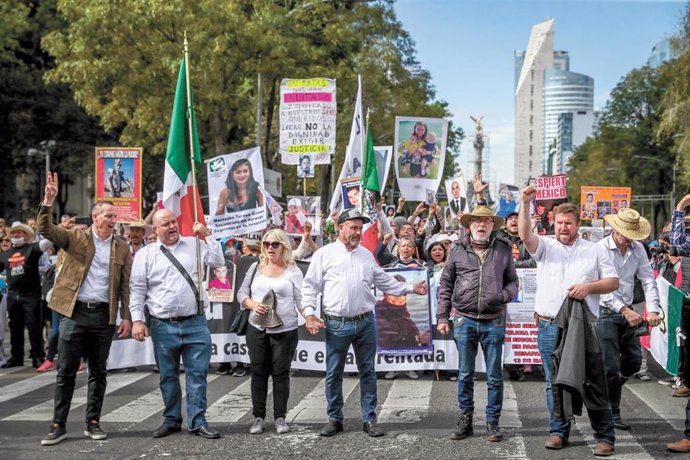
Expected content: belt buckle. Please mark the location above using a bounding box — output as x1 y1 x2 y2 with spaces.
86 302 98 309
169 316 182 323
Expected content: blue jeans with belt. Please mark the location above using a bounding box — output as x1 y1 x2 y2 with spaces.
149 314 212 431
325 312 377 423
596 306 642 422
538 319 615 445
453 316 505 422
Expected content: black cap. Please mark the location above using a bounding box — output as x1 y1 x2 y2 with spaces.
337 208 371 225
506 211 519 220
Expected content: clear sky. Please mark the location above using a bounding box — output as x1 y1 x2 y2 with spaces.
394 0 686 187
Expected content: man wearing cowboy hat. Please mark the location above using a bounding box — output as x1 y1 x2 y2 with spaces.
302 208 427 438
518 188 619 456
126 221 152 257
0 221 53 368
597 208 660 432
437 205 519 443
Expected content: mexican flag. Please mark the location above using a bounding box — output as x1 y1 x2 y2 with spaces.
163 57 206 236
648 276 683 375
360 121 380 255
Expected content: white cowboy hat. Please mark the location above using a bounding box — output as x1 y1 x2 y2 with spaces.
603 208 651 241
8 221 35 240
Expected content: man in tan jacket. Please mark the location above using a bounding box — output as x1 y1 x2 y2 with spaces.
37 172 132 446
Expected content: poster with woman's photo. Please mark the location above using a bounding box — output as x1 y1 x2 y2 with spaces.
394 117 448 202
340 177 361 210
207 147 267 238
374 267 433 356
284 195 321 236
206 261 236 303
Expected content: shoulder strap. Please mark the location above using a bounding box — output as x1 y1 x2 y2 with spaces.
248 262 259 298
160 245 202 314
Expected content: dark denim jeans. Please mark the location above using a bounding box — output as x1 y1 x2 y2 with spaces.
53 305 114 425
246 326 299 419
150 314 212 431
538 319 615 445
596 307 642 421
325 312 377 423
453 316 505 422
7 292 44 362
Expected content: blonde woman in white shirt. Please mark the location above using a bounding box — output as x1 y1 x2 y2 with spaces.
237 228 305 435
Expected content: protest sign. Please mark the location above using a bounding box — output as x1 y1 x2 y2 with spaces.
279 78 336 165
264 191 284 226
494 183 520 219
207 147 267 238
445 175 469 216
296 154 315 178
394 117 448 202
95 147 142 223
373 145 393 192
529 174 567 236
206 260 236 304
580 186 631 220
339 177 361 210
285 196 321 236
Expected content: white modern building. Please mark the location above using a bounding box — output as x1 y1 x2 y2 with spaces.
542 68 594 174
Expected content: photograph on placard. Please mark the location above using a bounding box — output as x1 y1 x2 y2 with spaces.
340 177 361 210
285 195 321 236
95 147 142 223
494 183 520 219
444 206 460 231
206 260 236 304
444 175 468 216
296 154 315 178
528 175 568 236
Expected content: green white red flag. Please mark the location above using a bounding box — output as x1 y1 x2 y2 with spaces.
163 57 206 236
647 276 683 375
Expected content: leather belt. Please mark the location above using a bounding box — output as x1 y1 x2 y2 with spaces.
534 313 555 323
75 300 109 309
151 314 199 323
323 311 373 323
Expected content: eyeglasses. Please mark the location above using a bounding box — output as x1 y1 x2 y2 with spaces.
470 217 494 225
262 241 282 249
1 239 10 243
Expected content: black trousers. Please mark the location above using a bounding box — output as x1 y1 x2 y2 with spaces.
246 326 298 419
7 292 44 362
53 305 115 425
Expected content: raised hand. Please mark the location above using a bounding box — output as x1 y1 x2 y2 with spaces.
44 171 59 206
522 186 537 204
473 174 489 194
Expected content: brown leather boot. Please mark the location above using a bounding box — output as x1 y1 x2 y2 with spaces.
544 435 566 450
667 437 690 453
593 441 614 456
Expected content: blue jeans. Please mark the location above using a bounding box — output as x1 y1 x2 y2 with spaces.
596 307 642 421
538 319 615 445
453 316 505 422
325 313 377 423
150 315 212 431
686 395 690 440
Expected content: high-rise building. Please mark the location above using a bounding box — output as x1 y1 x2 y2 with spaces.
514 19 555 187
647 38 678 68
542 69 594 174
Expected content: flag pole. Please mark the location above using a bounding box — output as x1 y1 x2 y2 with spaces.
183 31 204 315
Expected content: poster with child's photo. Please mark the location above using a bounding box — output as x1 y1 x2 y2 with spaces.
206 261 236 304
339 177 361 210
394 117 448 202
284 195 321 236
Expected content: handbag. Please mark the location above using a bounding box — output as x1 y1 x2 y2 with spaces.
229 262 259 336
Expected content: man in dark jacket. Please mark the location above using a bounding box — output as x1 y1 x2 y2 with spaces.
437 206 519 443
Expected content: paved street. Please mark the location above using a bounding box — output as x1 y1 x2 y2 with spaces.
0 362 686 459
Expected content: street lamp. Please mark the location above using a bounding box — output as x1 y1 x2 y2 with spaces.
27 140 56 217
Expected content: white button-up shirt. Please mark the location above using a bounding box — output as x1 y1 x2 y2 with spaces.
598 235 660 314
530 235 618 318
129 236 225 322
77 229 111 303
302 239 412 317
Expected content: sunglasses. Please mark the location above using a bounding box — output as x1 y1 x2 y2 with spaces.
262 241 282 249
1 239 10 243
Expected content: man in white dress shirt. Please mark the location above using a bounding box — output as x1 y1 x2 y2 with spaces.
130 209 224 440
302 208 427 438
518 187 619 457
597 209 660 431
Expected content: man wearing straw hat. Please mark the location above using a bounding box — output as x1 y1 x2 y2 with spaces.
597 209 660 432
125 221 152 257
437 205 519 443
518 187 619 457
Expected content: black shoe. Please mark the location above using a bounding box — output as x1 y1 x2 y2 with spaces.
192 425 220 439
216 363 232 375
509 370 526 382
84 421 107 440
41 423 67 446
2 358 23 368
362 421 384 437
486 422 503 442
153 423 181 438
613 419 630 431
319 420 344 437
449 412 473 440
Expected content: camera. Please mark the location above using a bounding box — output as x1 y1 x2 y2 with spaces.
650 242 688 257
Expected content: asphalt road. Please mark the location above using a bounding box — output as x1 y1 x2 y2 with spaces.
0 360 687 459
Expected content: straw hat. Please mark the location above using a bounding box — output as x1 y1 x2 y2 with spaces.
459 206 504 228
603 208 650 241
8 221 35 241
126 220 152 237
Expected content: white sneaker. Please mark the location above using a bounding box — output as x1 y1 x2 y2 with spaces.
249 417 265 434
406 371 419 380
275 417 289 434
384 371 397 380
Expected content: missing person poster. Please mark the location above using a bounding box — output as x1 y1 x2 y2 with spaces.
206 260 236 304
285 195 321 236
394 117 448 202
529 175 567 236
279 78 336 166
95 147 142 223
580 186 631 220
340 177 361 210
207 147 267 238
